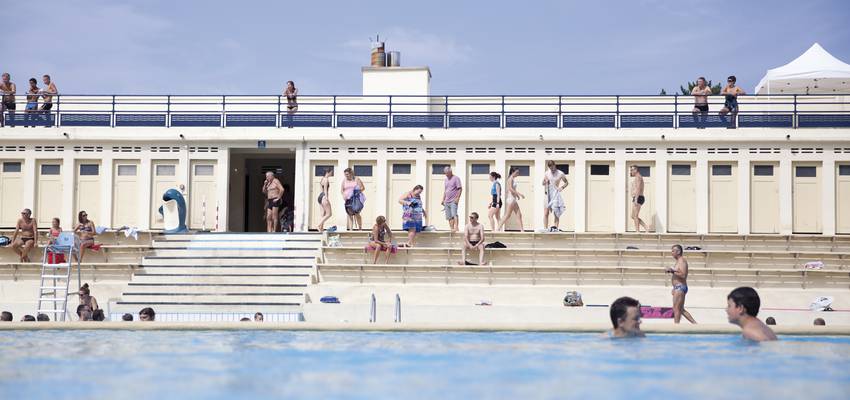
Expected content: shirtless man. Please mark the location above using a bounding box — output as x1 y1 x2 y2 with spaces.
40 75 58 127
726 286 778 342
666 244 696 324
691 77 711 129
11 208 38 262
25 78 39 127
262 171 284 232
459 212 485 266
629 166 649 233
0 73 16 127
542 161 568 232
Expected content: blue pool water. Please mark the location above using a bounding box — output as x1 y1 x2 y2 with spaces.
0 331 848 400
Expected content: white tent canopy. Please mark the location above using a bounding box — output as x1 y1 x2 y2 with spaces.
754 43 850 94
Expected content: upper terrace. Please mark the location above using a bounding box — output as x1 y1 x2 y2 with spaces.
2 94 849 130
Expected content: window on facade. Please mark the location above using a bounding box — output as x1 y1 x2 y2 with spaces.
392 164 411 174
431 164 450 175
671 164 691 176
753 165 774 176
590 165 610 175
795 166 817 178
353 165 373 177
712 165 732 176
41 164 60 175
556 164 570 175
510 165 530 176
314 165 333 177
2 162 21 173
470 164 490 175
156 165 176 176
117 165 137 176
194 164 214 176
79 164 99 176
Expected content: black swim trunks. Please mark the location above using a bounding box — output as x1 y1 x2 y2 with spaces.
266 198 283 209
633 195 645 205
694 104 708 112
40 103 53 111
2 100 15 110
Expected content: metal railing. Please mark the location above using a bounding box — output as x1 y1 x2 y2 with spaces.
1 93 849 129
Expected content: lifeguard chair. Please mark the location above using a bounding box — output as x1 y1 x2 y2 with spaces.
36 232 81 321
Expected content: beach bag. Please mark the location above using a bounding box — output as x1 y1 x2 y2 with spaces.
485 241 507 249
346 190 364 215
563 291 582 306
0 235 10 247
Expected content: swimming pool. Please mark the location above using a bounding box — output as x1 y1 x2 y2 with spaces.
0 331 848 399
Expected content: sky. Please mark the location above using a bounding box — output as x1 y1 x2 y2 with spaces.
4 0 850 95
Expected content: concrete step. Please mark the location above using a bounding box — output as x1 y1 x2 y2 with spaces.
140 266 313 275
119 293 303 303
149 249 319 258
110 303 303 313
130 274 310 285
152 240 321 249
125 283 308 292
141 257 316 266
158 233 322 242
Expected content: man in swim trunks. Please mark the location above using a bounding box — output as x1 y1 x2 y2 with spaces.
262 171 284 232
667 244 697 324
11 208 38 262
0 73 16 127
719 75 744 129
542 160 568 232
629 166 649 233
726 286 777 342
443 166 463 233
606 296 645 338
691 77 711 129
25 78 39 127
40 75 57 126
459 212 485 266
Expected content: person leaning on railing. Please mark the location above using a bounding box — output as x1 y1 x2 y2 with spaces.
0 72 17 127
40 74 58 126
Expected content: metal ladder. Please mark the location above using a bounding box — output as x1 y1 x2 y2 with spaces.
36 236 80 322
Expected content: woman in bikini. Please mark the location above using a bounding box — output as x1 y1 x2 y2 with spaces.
317 168 333 231
11 208 37 262
284 81 298 114
74 210 96 263
367 215 396 264
76 283 100 321
497 167 526 232
487 172 502 231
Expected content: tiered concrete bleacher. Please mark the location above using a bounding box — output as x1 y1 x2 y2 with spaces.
0 229 153 280
109 232 322 322
317 232 850 289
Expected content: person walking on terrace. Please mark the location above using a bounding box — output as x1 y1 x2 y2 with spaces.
316 167 333 231
442 166 462 233
498 167 526 232
0 73 16 127
10 208 37 262
691 77 711 128
262 171 284 233
667 244 697 324
487 172 502 231
543 161 568 232
459 212 485 266
399 184 427 248
719 75 744 128
629 165 649 233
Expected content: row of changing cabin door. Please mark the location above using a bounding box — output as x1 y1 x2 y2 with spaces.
0 160 218 230
305 161 850 234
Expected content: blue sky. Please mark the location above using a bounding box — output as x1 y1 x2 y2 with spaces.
5 0 850 95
